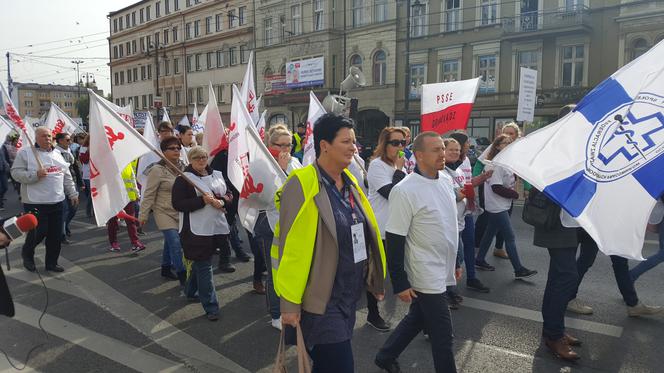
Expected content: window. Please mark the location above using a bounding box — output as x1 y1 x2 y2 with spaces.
140 8 144 23
565 0 583 12
132 12 136 26
517 50 538 87
119 44 124 57
127 69 132 83
114 72 119 85
163 30 169 44
206 16 212 34
197 87 204 104
352 0 366 27
141 66 146 80
147 35 151 47
478 55 497 93
561 45 584 87
194 20 200 37
239 6 246 25
174 58 180 74
185 23 191 39
264 18 274 46
166 91 171 106
350 54 363 71
443 0 460 32
188 88 194 104
217 85 224 103
156 1 161 17
186 0 191 6
186 55 192 72
217 50 226 67
121 97 126 106
165 0 170 14
291 5 302 35
133 68 138 81
195 54 201 70
480 0 497 26
120 71 125 85
216 14 223 31
113 18 118 32
229 47 237 65
174 0 179 11
172 26 178 42
176 90 181 105
228 10 237 28
409 64 425 98
439 59 459 82
411 1 427 37
132 40 137 54
119 17 123 30
207 52 213 69
126 14 130 28
147 65 152 79
146 5 151 21
154 32 160 46
373 51 386 85
149 94 153 108
126 41 131 55
140 37 145 52
164 59 170 75
374 0 388 23
630 38 649 62
314 0 325 31
113 46 118 59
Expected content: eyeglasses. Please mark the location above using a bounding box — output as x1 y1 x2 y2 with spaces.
272 143 292 149
387 140 407 147
166 146 182 151
192 155 208 161
159 129 174 133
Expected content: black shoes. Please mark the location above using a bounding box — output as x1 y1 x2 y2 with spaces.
446 291 463 310
235 251 252 262
367 315 391 332
375 357 401 373
23 260 36 272
161 265 178 280
45 265 65 272
467 278 490 293
218 262 236 273
475 261 495 271
515 268 538 279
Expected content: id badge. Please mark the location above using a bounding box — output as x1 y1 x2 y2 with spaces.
351 223 367 263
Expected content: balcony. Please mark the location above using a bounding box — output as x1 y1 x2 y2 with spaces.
502 6 591 38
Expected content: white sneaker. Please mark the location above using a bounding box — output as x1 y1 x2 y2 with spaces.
567 298 593 315
271 318 282 331
628 302 664 317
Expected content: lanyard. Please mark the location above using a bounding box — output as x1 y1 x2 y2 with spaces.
347 187 359 224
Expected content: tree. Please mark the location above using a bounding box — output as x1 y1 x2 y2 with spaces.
76 95 89 125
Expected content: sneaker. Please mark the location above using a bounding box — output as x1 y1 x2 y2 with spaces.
271 318 282 331
493 248 509 259
448 297 460 310
515 268 538 279
466 278 490 293
235 251 252 262
375 357 401 373
627 302 664 317
131 242 146 253
206 313 219 321
119 220 127 227
567 298 593 315
447 291 463 305
109 243 121 252
136 228 146 236
475 261 495 271
218 262 236 273
367 315 391 332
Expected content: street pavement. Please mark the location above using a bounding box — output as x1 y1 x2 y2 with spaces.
1 186 663 373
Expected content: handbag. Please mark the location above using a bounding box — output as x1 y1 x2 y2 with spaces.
522 189 560 230
272 323 312 373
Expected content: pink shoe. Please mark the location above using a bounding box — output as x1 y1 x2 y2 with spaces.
131 242 146 253
109 243 121 252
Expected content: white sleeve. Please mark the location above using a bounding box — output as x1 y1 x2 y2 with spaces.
368 159 393 191
488 166 505 187
385 186 413 236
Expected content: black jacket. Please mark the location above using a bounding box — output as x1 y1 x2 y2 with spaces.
531 189 579 249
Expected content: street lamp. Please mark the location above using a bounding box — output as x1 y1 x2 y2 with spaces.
145 42 165 120
81 73 96 88
403 0 424 130
71 60 84 98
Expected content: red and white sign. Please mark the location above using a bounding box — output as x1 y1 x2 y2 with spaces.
45 103 81 136
302 91 326 166
256 109 267 140
420 78 480 134
107 101 135 128
88 90 151 227
227 84 250 192
0 82 29 148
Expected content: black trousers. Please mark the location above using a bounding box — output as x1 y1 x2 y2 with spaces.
22 202 64 268
542 247 578 340
376 292 457 373
308 340 354 373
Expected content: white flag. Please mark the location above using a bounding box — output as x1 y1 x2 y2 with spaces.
0 82 29 149
20 117 36 145
240 51 260 125
191 104 204 134
45 102 81 136
161 107 171 123
228 84 250 192
202 82 227 158
136 113 161 188
88 90 152 227
256 110 268 141
238 119 287 233
178 115 191 128
107 101 135 127
0 117 14 145
302 91 326 166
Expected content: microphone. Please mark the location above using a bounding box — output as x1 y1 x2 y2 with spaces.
2 213 38 241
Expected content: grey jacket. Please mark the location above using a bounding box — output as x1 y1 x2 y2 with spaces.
11 146 78 205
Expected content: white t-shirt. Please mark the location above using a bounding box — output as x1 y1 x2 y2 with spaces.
347 155 367 195
386 171 459 294
458 157 472 185
367 158 404 239
484 165 515 213
444 167 467 231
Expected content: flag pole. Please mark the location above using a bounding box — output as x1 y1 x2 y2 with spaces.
4 118 43 169
89 89 209 196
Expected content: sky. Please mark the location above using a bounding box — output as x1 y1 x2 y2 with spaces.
0 0 138 96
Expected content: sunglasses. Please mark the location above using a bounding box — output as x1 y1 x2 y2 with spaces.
166 146 182 151
192 155 208 161
387 140 407 147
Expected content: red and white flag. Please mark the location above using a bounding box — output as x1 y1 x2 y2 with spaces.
256 109 267 141
107 101 135 128
202 82 228 159
45 102 82 136
420 78 480 134
0 82 31 149
136 113 161 188
240 51 259 125
228 84 250 192
88 90 152 227
238 114 287 233
0 117 14 145
302 91 326 166
191 103 204 134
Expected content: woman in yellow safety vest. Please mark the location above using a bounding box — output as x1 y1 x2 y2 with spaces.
272 113 386 372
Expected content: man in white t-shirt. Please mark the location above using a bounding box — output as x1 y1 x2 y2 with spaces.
375 132 459 373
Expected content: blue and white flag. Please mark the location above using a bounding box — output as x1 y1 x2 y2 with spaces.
494 41 664 260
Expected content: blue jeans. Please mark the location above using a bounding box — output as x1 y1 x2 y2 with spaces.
161 229 185 272
61 197 76 237
630 222 664 281
253 213 280 320
476 210 524 272
542 247 578 340
461 215 477 281
185 259 219 316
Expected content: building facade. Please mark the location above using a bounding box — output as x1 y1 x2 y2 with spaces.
11 82 100 119
108 0 254 123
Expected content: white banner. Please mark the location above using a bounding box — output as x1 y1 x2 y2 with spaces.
286 57 325 88
516 67 538 122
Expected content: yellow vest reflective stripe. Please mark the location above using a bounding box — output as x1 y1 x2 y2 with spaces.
122 164 139 201
270 165 386 306
293 133 303 153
